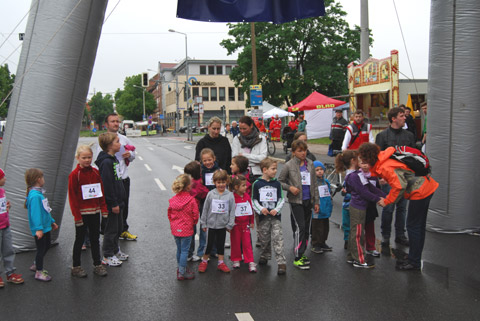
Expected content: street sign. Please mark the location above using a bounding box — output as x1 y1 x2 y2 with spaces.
199 104 204 114
159 114 164 119
250 85 263 106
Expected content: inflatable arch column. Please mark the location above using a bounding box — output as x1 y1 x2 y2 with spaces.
0 0 108 250
427 0 480 232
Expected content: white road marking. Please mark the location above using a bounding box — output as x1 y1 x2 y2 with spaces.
143 138 150 143
138 156 144 161
184 145 193 149
148 147 154 151
154 178 166 191
172 165 184 173
235 313 254 321
144 164 152 171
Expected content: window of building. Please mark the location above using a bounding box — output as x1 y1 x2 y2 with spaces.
219 87 225 101
210 87 217 101
208 65 215 75
192 87 199 98
216 65 223 75
202 87 209 101
225 65 232 75
228 87 235 101
200 65 207 75
237 87 244 101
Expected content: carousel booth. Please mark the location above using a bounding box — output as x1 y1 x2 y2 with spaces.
347 50 400 122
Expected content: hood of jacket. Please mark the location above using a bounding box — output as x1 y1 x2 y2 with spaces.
95 150 115 167
169 191 195 210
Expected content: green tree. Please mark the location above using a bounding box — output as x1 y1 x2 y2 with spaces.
88 92 114 126
0 64 15 118
220 0 371 107
115 74 156 121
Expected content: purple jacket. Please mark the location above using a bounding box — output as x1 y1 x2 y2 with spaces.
345 170 386 210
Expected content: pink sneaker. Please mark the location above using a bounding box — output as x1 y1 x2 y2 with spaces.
217 262 230 273
35 270 52 282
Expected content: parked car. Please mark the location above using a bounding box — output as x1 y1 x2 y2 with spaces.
179 126 197 133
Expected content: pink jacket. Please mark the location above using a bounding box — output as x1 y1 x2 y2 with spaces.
233 192 254 226
0 188 9 229
189 178 209 206
168 191 199 237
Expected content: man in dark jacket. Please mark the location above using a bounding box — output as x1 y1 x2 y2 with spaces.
375 107 415 248
330 110 348 153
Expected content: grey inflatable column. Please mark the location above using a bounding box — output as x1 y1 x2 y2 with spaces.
0 0 108 251
427 0 480 232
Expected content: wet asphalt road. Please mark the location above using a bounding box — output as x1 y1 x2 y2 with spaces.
1 134 480 321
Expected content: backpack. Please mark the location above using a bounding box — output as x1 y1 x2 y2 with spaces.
390 146 431 176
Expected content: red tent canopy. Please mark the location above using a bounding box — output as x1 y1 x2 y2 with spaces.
288 91 345 112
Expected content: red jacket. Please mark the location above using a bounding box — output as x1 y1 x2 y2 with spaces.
346 121 372 150
189 178 209 206
233 192 254 226
68 164 108 226
371 147 439 205
168 191 199 237
270 118 282 130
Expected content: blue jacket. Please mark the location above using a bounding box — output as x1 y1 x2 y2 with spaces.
313 177 332 219
26 189 55 236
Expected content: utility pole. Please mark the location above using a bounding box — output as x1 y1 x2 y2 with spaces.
251 22 258 86
360 0 370 63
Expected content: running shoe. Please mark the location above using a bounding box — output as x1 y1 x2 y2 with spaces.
93 265 108 276
6 273 24 284
248 262 257 273
367 250 381 257
232 261 241 269
353 261 375 269
320 243 333 251
116 251 129 261
293 258 310 270
198 261 208 273
217 262 230 273
0 276 4 288
277 264 286 275
311 247 324 254
71 266 87 278
102 256 123 267
35 270 52 282
120 230 138 241
301 255 311 265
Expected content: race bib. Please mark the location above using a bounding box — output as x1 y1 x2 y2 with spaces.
318 185 331 198
115 163 121 178
259 188 277 202
301 171 311 185
81 183 103 200
235 202 253 217
0 197 7 215
358 172 369 185
42 198 52 213
205 173 214 186
212 199 229 214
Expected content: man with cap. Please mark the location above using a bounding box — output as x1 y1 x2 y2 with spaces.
330 110 348 154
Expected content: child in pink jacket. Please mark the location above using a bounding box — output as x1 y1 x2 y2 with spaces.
168 174 199 281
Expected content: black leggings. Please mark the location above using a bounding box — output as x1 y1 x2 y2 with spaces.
73 213 101 266
205 228 226 256
34 231 51 271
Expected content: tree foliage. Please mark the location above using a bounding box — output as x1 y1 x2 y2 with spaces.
88 92 114 126
0 64 15 118
115 74 156 121
220 0 371 107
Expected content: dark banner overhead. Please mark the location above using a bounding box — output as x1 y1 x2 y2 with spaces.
176 0 325 24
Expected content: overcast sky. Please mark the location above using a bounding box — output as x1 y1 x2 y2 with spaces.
0 0 430 97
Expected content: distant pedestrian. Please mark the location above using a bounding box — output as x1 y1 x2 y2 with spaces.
230 175 256 273
0 168 25 287
198 170 235 273
269 115 282 142
168 174 199 281
231 121 240 137
25 168 59 281
342 110 374 151
330 110 348 154
285 132 316 162
297 114 307 133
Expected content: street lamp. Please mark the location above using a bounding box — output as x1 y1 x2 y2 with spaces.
133 84 147 135
169 29 191 140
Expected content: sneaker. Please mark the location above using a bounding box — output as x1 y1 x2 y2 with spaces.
217 262 230 273
224 242 231 248
344 240 348 250
93 265 108 276
367 250 381 257
396 262 421 271
311 247 324 254
232 261 240 269
116 251 129 261
277 264 286 275
0 276 4 288
29 264 37 272
248 262 257 273
293 258 310 270
198 261 208 273
346 258 355 264
178 268 195 280
258 257 268 265
191 255 201 262
120 230 137 241
6 273 24 284
71 266 87 278
395 236 410 247
320 244 333 251
301 255 311 265
353 261 375 269
102 256 122 267
35 270 52 282
81 244 87 251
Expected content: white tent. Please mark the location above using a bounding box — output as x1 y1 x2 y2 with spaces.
263 107 294 118
304 108 347 139
261 101 278 112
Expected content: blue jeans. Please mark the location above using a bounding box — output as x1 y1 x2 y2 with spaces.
380 184 407 239
188 225 207 257
342 208 350 241
407 194 433 268
175 236 192 274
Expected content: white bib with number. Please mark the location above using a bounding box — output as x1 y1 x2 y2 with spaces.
0 197 7 215
358 172 369 185
235 202 253 217
259 188 277 202
212 199 229 214
301 171 311 185
42 198 52 213
81 183 103 200
205 173 214 186
318 185 331 198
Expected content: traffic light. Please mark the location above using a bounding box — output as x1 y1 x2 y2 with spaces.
188 107 193 117
142 72 149 87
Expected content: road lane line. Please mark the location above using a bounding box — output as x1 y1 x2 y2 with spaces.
144 164 152 171
235 313 254 321
148 147 154 151
154 178 166 191
138 156 144 161
184 145 192 149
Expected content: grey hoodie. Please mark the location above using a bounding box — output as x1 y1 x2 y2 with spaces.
200 188 236 230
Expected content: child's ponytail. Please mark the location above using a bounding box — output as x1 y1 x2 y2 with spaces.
335 150 358 173
172 174 191 194
24 168 44 208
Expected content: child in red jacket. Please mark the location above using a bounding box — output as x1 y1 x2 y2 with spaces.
68 145 108 277
230 175 256 272
168 174 199 280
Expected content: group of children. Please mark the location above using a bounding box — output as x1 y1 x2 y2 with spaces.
168 139 337 280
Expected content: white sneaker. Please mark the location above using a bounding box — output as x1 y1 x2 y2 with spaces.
367 250 381 257
249 262 257 273
232 261 240 269
191 255 201 262
102 256 122 267
116 251 129 261
225 242 231 248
